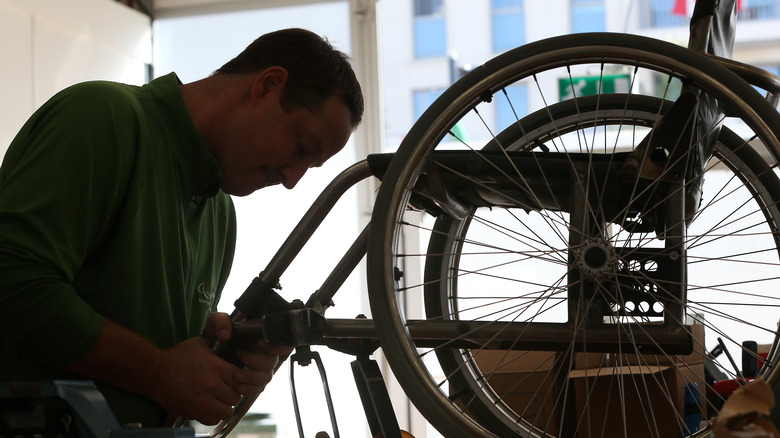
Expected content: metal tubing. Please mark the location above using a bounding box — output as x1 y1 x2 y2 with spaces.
236 318 693 354
307 225 370 309
324 319 694 355
207 161 374 438
260 160 374 286
235 317 696 356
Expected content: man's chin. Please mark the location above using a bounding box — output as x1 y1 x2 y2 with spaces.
224 185 259 197
223 180 281 196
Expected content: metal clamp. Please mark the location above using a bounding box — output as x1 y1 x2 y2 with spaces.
290 347 340 438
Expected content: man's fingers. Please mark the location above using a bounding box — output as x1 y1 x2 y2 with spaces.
234 350 279 373
214 381 242 406
219 360 274 397
198 414 222 427
199 401 234 426
235 381 268 397
203 312 232 342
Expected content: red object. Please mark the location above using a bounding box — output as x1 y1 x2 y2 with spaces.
673 0 688 16
712 378 754 398
672 0 743 17
758 351 768 369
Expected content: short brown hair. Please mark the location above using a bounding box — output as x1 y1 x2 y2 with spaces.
217 28 364 127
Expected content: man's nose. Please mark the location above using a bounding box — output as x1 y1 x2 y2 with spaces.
281 161 309 189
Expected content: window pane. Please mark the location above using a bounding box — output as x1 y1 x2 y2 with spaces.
496 84 528 131
572 3 606 32
493 12 525 52
415 0 443 17
414 88 445 119
650 0 688 27
739 0 780 20
492 0 523 8
414 18 447 58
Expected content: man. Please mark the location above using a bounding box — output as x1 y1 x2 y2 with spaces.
0 28 364 428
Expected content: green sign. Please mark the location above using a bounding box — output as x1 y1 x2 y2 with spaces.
559 74 631 101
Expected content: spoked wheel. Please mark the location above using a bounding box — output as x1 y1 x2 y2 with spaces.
424 94 780 437
366 33 780 438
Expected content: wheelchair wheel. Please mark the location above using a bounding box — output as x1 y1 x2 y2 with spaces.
424 94 780 436
367 33 780 437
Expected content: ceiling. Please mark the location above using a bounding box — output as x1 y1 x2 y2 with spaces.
150 0 337 18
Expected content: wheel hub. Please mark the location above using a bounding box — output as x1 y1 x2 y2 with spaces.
577 239 617 280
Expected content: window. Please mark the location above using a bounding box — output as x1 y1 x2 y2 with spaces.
413 88 446 120
571 0 606 32
414 0 446 58
492 0 525 53
496 84 528 132
649 0 688 27
739 0 780 20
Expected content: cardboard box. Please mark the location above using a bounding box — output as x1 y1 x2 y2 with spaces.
475 350 561 434
609 324 706 367
569 363 703 438
472 324 705 437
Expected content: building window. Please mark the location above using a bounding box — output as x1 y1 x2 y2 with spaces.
414 0 446 58
649 0 688 28
571 0 606 32
738 0 780 20
492 0 525 53
413 88 446 120
496 84 528 132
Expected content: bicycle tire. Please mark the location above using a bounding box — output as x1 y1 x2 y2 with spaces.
423 93 780 436
366 32 780 438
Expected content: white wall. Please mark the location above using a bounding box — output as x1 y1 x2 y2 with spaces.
0 0 151 157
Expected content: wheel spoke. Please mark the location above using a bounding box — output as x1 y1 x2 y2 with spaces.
367 34 780 438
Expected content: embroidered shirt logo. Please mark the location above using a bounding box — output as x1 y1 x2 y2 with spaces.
197 282 216 307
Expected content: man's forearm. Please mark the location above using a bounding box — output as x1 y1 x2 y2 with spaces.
63 317 162 399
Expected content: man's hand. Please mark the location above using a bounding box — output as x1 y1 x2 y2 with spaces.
149 312 292 425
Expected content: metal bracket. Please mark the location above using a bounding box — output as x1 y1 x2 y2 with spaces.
290 347 340 438
351 355 402 438
264 308 328 347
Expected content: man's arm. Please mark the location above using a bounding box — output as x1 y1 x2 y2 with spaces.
63 314 289 426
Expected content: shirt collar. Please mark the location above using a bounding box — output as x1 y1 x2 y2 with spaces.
143 72 223 199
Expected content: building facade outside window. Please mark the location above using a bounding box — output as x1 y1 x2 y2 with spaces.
649 0 688 28
495 84 529 132
492 0 525 53
414 0 447 58
571 0 606 32
413 88 446 120
738 0 780 20
649 0 778 28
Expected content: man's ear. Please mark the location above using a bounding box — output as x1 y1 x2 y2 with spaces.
251 66 289 100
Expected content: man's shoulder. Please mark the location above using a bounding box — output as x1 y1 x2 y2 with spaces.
53 80 143 111
55 75 183 125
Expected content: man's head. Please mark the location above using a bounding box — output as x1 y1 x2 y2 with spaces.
218 28 364 128
194 28 364 196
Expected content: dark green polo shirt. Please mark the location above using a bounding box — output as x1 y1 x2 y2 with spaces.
0 73 237 426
